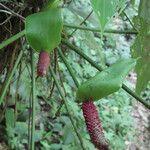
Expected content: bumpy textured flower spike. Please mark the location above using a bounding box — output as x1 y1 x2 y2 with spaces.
82 101 109 150
37 51 50 77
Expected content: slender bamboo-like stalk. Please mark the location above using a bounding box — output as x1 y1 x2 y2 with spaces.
70 10 93 36
54 47 79 118
122 11 137 31
30 49 36 150
49 65 86 150
57 47 79 87
28 92 32 150
0 24 138 51
64 24 138 35
0 30 25 50
62 39 150 110
0 50 23 104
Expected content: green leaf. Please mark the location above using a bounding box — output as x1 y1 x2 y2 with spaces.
5 109 15 138
131 18 150 94
15 122 28 135
5 109 15 129
63 123 75 144
131 0 150 94
139 0 150 24
25 8 63 52
76 59 136 102
91 0 125 33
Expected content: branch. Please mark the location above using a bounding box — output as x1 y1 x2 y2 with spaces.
0 3 25 20
70 10 93 36
30 49 36 150
57 47 79 87
122 11 137 31
0 50 23 104
0 23 138 51
64 24 138 34
0 30 25 50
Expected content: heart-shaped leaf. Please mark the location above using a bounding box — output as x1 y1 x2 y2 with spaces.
25 8 63 53
76 59 136 102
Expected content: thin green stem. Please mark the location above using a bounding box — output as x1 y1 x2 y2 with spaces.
57 47 79 87
28 92 32 150
0 50 23 105
70 10 93 36
54 47 79 119
64 24 138 35
62 39 150 110
30 49 36 150
122 11 137 31
49 65 86 150
0 23 138 51
0 30 25 50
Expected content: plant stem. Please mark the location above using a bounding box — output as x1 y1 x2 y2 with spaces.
57 47 79 87
0 23 138 51
0 50 23 105
64 24 138 35
28 92 32 150
70 10 93 36
122 11 137 31
62 39 150 110
49 65 86 150
0 30 25 50
55 47 79 119
30 49 36 150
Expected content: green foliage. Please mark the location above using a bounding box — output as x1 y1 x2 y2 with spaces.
76 59 136 102
139 0 150 24
25 8 63 52
5 109 15 129
43 0 60 10
1 0 150 150
5 109 28 149
98 91 135 150
131 0 150 94
5 109 15 140
91 0 126 33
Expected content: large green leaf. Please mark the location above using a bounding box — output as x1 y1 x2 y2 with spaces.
91 0 125 32
76 59 136 102
139 0 150 24
131 20 150 94
131 0 150 94
25 8 63 52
